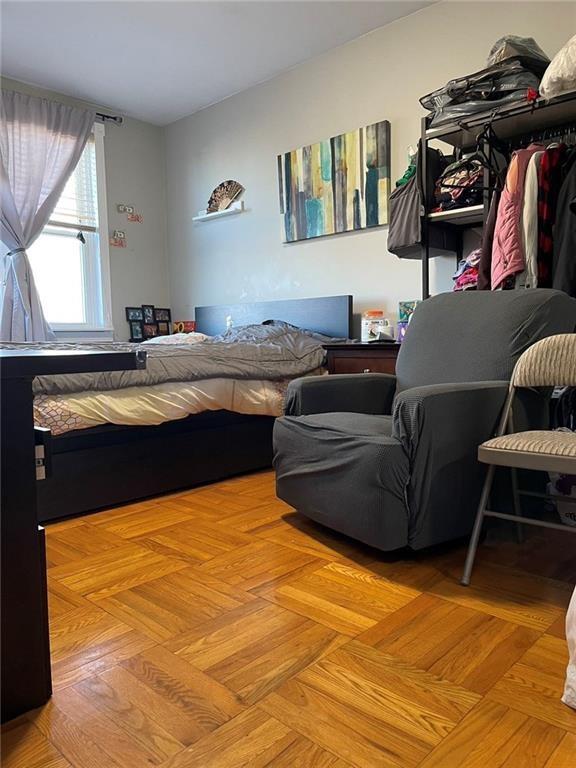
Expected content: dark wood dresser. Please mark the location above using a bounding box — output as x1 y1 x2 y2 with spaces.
0 348 143 723
323 342 401 375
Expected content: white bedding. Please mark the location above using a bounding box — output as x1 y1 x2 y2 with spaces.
34 377 294 435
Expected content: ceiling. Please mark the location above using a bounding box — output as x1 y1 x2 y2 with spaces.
1 1 431 125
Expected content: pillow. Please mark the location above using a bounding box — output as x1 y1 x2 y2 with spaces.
540 34 576 100
142 332 210 345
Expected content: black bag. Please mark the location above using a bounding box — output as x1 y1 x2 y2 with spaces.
420 36 550 128
420 61 541 127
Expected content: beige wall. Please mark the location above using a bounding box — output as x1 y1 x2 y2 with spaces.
164 1 574 332
1 77 170 340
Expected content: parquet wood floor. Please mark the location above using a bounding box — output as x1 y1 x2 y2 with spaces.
3 470 575 767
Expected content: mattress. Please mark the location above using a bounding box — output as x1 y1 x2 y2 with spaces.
33 377 294 435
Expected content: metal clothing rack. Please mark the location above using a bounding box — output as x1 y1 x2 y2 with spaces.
419 93 576 300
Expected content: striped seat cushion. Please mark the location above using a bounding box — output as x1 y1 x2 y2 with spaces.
482 430 576 457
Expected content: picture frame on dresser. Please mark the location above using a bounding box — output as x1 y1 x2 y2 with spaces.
125 306 144 322
154 308 171 322
142 304 155 324
129 320 144 341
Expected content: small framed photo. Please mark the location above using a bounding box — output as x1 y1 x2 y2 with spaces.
129 320 144 341
126 306 143 322
157 321 170 335
154 308 171 322
142 305 155 324
143 323 158 338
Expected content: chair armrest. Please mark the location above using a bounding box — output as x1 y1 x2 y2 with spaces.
284 373 397 416
393 381 509 456
392 381 509 549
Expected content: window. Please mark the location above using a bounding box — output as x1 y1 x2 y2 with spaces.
27 123 112 336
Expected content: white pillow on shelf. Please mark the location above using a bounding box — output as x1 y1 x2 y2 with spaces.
142 332 210 345
540 34 576 100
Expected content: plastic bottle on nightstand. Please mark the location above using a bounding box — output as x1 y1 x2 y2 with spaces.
361 310 393 342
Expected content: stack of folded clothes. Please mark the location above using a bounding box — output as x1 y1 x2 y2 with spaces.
453 248 482 291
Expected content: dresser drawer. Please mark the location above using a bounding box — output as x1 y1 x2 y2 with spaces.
323 343 401 376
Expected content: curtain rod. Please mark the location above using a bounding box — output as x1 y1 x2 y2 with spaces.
96 111 123 125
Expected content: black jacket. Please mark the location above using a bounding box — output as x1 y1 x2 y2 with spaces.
553 154 576 298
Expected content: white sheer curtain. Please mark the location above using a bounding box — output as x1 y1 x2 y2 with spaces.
0 90 95 341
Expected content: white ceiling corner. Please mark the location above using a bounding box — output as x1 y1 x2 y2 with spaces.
1 1 433 125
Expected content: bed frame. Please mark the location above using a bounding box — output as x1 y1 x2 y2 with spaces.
36 295 353 523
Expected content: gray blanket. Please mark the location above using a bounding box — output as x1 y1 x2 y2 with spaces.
1 322 336 396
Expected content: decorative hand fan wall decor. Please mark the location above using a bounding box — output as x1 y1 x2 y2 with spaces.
206 180 244 213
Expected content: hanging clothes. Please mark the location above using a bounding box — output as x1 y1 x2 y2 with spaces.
537 145 567 287
491 144 544 290
515 150 544 289
552 152 576 297
477 189 500 290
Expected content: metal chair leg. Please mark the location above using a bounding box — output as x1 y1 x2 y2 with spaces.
510 467 524 544
461 464 495 586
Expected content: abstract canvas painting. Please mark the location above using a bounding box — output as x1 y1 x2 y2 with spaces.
277 120 390 243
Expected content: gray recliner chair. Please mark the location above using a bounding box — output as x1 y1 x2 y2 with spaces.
273 289 576 552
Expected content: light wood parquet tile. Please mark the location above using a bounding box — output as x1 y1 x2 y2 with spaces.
29 699 126 768
136 518 254 564
208 500 293 533
87 503 196 539
487 633 576 733
358 592 540 694
543 732 576 767
166 598 347 705
159 707 298 768
6 470 574 768
252 513 379 566
49 604 154 690
417 698 566 768
262 639 480 768
1 720 72 768
48 542 187 600
45 522 128 567
96 566 256 642
196 539 322 590
255 560 420 636
427 558 571 631
47 578 94 620
71 650 242 755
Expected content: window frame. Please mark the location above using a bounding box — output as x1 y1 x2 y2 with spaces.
38 122 113 337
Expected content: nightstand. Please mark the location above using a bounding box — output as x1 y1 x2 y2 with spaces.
323 343 401 375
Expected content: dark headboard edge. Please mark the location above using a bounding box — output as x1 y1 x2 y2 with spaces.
195 295 353 339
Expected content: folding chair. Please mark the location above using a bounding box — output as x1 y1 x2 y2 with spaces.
462 334 576 586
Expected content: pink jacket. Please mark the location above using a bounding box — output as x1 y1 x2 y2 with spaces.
491 144 544 290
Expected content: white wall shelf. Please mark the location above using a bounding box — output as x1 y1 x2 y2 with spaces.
192 201 245 222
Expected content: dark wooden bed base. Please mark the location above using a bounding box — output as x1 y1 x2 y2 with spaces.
36 295 353 523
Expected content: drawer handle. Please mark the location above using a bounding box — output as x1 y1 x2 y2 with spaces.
363 368 371 373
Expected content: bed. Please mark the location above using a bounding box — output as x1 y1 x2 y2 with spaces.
31 295 352 522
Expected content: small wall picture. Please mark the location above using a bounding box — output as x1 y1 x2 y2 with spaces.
142 305 155 324
126 307 144 322
157 321 170 335
154 308 171 322
129 321 144 341
143 323 158 338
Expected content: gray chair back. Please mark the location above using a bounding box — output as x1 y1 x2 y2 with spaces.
396 289 576 392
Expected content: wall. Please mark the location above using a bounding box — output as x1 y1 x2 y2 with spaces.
1 77 170 340
164 1 574 333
